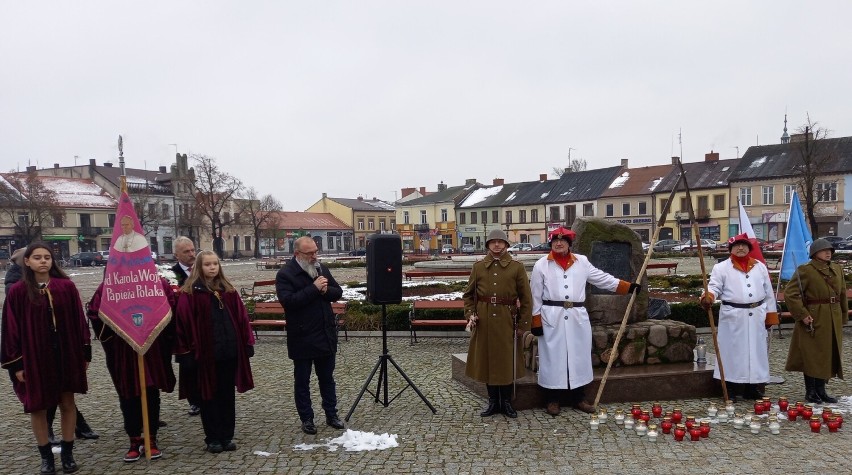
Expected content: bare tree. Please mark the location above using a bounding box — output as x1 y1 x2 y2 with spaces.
552 158 588 177
238 187 282 258
790 118 835 237
132 195 168 236
189 154 244 257
0 172 62 245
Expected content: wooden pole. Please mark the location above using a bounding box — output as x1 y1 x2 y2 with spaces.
675 158 729 403
593 172 684 409
138 353 152 460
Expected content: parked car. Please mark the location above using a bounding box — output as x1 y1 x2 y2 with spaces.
441 244 454 254
652 239 682 252
818 236 851 250
349 247 367 256
530 242 551 251
508 243 533 253
763 238 785 251
461 243 476 254
69 252 105 266
672 239 716 252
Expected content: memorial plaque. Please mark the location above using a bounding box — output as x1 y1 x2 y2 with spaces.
589 241 632 295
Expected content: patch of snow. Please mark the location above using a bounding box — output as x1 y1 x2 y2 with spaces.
609 172 630 189
504 191 518 202
540 192 549 199
749 157 767 168
460 185 504 207
648 177 664 192
294 429 399 452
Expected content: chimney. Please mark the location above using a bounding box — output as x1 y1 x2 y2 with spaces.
104 162 113 167
419 186 426 195
89 159 97 166
54 163 59 168
159 165 167 173
26 165 36 172
621 159 629 168
438 181 448 191
671 156 680 165
493 178 504 186
791 132 814 143
539 173 547 181
705 151 719 162
464 178 476 186
401 187 415 198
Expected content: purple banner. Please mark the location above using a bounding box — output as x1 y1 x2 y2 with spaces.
98 192 172 354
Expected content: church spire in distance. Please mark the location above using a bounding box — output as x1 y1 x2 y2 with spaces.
780 113 790 144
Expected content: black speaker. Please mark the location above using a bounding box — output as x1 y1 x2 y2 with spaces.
366 233 402 304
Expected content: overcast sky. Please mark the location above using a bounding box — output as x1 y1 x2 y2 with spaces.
2 1 850 210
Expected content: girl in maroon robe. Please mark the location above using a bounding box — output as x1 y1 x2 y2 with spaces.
175 250 254 454
87 278 177 462
1 242 90 474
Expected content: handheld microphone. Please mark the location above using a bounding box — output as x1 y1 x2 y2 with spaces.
314 261 322 277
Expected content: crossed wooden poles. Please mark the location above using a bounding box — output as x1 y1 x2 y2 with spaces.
593 159 729 409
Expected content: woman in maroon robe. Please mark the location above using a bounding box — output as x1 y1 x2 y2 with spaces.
175 250 254 454
87 277 177 462
1 242 90 474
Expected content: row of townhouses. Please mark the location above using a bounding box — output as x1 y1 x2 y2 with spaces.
3 133 851 259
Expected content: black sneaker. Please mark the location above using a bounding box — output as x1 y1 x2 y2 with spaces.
188 405 201 416
223 440 237 451
326 416 345 430
301 419 317 435
207 442 223 454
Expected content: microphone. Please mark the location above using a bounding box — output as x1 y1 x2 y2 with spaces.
314 261 322 277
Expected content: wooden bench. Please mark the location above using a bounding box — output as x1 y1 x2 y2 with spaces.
404 269 471 281
249 301 349 342
240 280 277 298
646 262 678 274
409 300 467 344
255 258 289 270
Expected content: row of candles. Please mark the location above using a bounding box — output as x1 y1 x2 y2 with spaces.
588 398 844 439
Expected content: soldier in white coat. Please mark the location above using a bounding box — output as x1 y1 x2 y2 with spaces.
530 227 638 416
700 233 778 400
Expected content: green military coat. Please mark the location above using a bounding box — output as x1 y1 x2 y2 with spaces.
784 259 848 380
463 252 532 385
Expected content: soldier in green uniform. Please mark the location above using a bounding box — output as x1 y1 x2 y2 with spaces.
784 238 848 404
463 230 532 418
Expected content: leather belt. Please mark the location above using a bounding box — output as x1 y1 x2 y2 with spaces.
542 299 585 308
805 297 841 305
722 299 764 309
477 295 517 306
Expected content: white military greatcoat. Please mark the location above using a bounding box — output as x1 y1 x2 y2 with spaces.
706 258 778 383
531 253 626 390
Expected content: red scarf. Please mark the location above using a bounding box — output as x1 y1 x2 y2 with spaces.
731 254 750 270
553 252 572 270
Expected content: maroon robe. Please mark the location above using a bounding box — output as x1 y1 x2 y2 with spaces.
88 279 177 399
1 278 90 413
175 286 254 400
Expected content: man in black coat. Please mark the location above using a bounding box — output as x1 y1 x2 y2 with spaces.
276 236 345 435
171 236 201 416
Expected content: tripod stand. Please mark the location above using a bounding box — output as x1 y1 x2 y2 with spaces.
345 304 437 421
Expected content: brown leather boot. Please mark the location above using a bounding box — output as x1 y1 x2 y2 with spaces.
573 400 596 414
545 402 560 416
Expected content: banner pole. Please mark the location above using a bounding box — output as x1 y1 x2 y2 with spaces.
138 353 152 460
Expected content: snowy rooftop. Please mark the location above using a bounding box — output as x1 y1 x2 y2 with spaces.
459 185 503 207
37 176 116 208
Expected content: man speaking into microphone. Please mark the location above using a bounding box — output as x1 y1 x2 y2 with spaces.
276 236 345 435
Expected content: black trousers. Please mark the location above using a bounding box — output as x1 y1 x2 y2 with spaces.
119 387 161 438
544 364 586 404
199 359 237 444
293 355 338 422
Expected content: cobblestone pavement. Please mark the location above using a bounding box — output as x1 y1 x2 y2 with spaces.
1 260 850 474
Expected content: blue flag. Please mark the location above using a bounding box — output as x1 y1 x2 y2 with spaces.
780 190 813 280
